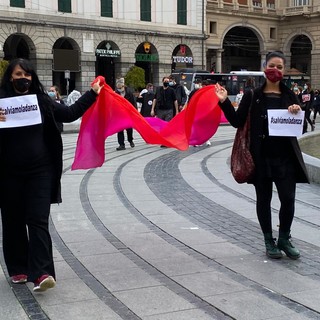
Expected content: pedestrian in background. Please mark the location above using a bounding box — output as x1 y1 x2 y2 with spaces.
151 76 178 148
48 85 65 132
244 77 256 94
216 51 309 260
312 89 320 126
136 83 155 117
186 78 202 103
168 75 187 113
0 58 102 292
115 77 137 150
299 82 315 133
151 76 178 121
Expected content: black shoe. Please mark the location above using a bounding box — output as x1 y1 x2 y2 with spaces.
160 145 167 148
116 145 126 151
130 141 135 148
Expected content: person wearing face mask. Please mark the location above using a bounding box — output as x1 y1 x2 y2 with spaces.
151 76 178 121
299 82 314 133
291 83 300 96
136 83 155 117
168 75 187 114
48 85 65 132
215 51 309 260
115 77 137 151
186 78 202 104
0 58 103 292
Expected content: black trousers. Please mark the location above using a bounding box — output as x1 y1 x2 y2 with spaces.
117 129 133 146
303 107 313 133
313 105 320 121
254 167 296 234
0 169 55 282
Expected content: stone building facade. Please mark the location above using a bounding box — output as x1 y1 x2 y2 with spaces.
1 0 320 93
206 0 320 87
0 0 206 94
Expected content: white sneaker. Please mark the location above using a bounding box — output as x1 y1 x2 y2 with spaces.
206 141 211 146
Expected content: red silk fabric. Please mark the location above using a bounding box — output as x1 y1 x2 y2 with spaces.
71 81 222 169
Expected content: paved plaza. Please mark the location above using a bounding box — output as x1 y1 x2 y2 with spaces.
1 124 320 320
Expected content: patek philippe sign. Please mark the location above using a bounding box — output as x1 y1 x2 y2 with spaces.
172 56 193 63
96 42 121 58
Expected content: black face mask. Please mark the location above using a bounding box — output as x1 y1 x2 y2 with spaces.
163 82 169 87
13 78 32 93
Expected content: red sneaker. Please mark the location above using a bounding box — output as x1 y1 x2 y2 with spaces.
12 274 28 284
33 275 56 292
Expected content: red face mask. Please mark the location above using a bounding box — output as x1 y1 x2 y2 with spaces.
264 68 283 83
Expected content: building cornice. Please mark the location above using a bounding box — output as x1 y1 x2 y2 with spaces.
0 11 206 41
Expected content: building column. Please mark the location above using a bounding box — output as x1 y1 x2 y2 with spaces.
310 50 320 88
283 50 292 71
216 49 224 73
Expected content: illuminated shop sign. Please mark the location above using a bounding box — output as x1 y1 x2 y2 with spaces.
172 56 193 63
96 48 121 58
135 53 159 62
96 42 121 57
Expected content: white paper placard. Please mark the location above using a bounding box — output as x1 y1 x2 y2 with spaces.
267 109 304 137
0 94 42 128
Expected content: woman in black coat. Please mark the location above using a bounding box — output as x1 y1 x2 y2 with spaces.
215 51 309 260
0 58 102 292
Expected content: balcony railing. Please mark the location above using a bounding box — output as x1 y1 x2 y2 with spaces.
206 1 319 16
282 5 313 15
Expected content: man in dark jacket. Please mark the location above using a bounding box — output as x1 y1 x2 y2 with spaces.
151 76 178 121
169 75 187 114
115 78 137 150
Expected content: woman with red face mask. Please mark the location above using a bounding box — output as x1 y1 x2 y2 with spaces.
215 51 309 260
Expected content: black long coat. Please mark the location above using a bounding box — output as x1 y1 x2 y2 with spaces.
0 89 98 204
219 81 309 184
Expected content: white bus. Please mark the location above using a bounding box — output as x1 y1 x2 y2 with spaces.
172 69 265 103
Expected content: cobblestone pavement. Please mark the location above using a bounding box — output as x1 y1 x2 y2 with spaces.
1 125 320 320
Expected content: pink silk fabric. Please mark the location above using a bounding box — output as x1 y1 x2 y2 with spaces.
71 80 222 170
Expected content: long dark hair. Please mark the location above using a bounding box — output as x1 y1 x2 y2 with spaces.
266 51 286 65
0 58 47 95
